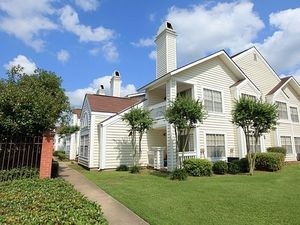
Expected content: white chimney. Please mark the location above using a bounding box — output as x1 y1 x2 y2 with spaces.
110 70 121 97
96 84 105 95
155 21 177 79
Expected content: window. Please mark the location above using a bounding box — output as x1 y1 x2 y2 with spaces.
294 137 300 153
81 112 89 128
179 134 194 152
206 134 225 158
290 107 299 122
178 89 192 98
80 135 89 157
276 101 288 120
241 93 256 100
204 89 222 113
249 135 261 153
280 136 292 154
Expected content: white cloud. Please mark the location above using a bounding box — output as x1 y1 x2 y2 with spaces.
0 0 57 51
102 42 119 62
163 1 264 65
4 55 37 74
57 49 70 63
149 50 156 60
255 8 300 74
59 5 114 42
149 13 156 22
66 75 137 107
132 38 155 47
74 0 99 11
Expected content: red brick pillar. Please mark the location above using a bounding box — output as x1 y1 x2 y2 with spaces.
40 132 54 179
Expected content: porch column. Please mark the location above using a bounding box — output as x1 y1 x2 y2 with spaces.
166 78 177 171
40 131 54 179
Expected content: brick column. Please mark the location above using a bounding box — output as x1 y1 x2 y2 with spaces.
40 132 54 179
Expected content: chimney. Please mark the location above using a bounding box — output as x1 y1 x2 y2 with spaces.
155 21 177 79
110 70 121 97
96 84 105 95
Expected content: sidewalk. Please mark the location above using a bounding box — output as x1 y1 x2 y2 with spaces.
59 162 149 225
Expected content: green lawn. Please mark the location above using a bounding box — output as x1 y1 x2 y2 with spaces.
71 163 300 225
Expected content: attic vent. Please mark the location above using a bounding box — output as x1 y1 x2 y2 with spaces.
115 71 120 76
167 22 173 29
253 53 257 61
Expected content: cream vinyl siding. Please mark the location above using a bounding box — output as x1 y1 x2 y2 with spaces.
104 119 149 169
240 82 257 96
90 113 113 168
147 88 166 106
233 50 279 97
173 57 239 157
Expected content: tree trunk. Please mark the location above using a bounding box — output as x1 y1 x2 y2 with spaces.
131 130 137 166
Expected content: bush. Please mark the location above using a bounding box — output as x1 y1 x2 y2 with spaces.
255 152 285 171
51 160 59 178
267 147 287 156
116 164 129 171
212 160 228 175
183 159 212 176
0 178 108 224
53 150 67 161
238 158 249 173
227 161 240 174
0 167 39 182
130 165 140 174
170 168 188 181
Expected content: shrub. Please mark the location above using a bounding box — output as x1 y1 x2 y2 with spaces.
0 167 39 182
51 160 59 178
255 152 285 171
0 178 108 224
267 147 287 156
183 159 212 176
238 158 249 173
227 161 240 174
170 168 188 181
53 150 67 161
116 164 129 171
130 165 140 173
212 160 228 175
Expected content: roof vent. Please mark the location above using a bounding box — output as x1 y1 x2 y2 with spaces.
96 85 105 95
167 22 173 29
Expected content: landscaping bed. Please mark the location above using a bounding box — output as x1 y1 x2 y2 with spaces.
0 178 107 225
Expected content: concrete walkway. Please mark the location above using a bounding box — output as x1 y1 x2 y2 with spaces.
59 162 149 225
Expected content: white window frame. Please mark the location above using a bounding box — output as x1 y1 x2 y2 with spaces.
290 105 299 123
280 136 293 154
241 93 256 100
276 101 288 120
178 132 195 153
294 137 300 153
80 135 89 158
202 87 224 114
204 132 227 160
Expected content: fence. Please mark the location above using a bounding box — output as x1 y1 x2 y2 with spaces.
0 135 43 181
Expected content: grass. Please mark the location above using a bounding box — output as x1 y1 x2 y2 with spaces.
0 178 107 225
71 163 300 225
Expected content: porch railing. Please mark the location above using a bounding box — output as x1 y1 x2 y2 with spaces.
148 147 166 169
148 102 166 120
178 151 197 164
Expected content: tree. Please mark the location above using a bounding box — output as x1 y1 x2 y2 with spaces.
57 125 80 138
232 96 278 175
0 66 70 136
122 107 153 166
165 96 206 169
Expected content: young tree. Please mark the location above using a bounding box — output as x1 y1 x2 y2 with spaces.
122 107 153 166
165 96 206 169
232 96 278 175
0 66 70 136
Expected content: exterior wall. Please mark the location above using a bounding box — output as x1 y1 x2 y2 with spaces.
233 49 280 98
101 115 150 169
89 112 114 168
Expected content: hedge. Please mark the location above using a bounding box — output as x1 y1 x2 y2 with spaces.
212 160 228 175
0 167 39 182
183 159 212 176
266 147 287 156
255 152 285 171
0 178 107 225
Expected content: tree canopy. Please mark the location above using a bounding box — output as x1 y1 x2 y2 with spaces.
165 96 206 168
0 66 70 136
232 96 278 175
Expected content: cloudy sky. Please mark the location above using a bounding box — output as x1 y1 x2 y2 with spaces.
1 0 300 107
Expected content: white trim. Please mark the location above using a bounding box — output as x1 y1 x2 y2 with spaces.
203 130 228 161
201 86 225 116
99 124 106 170
273 89 289 102
238 79 261 97
289 104 300 124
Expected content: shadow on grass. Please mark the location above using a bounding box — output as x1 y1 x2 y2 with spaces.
149 169 170 178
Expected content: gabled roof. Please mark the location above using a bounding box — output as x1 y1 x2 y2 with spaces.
267 76 291 96
72 109 82 118
86 94 144 113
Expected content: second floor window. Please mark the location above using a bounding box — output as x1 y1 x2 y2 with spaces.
204 89 222 113
290 107 299 122
276 101 288 120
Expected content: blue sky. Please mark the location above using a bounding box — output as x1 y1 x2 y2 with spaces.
1 0 300 107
